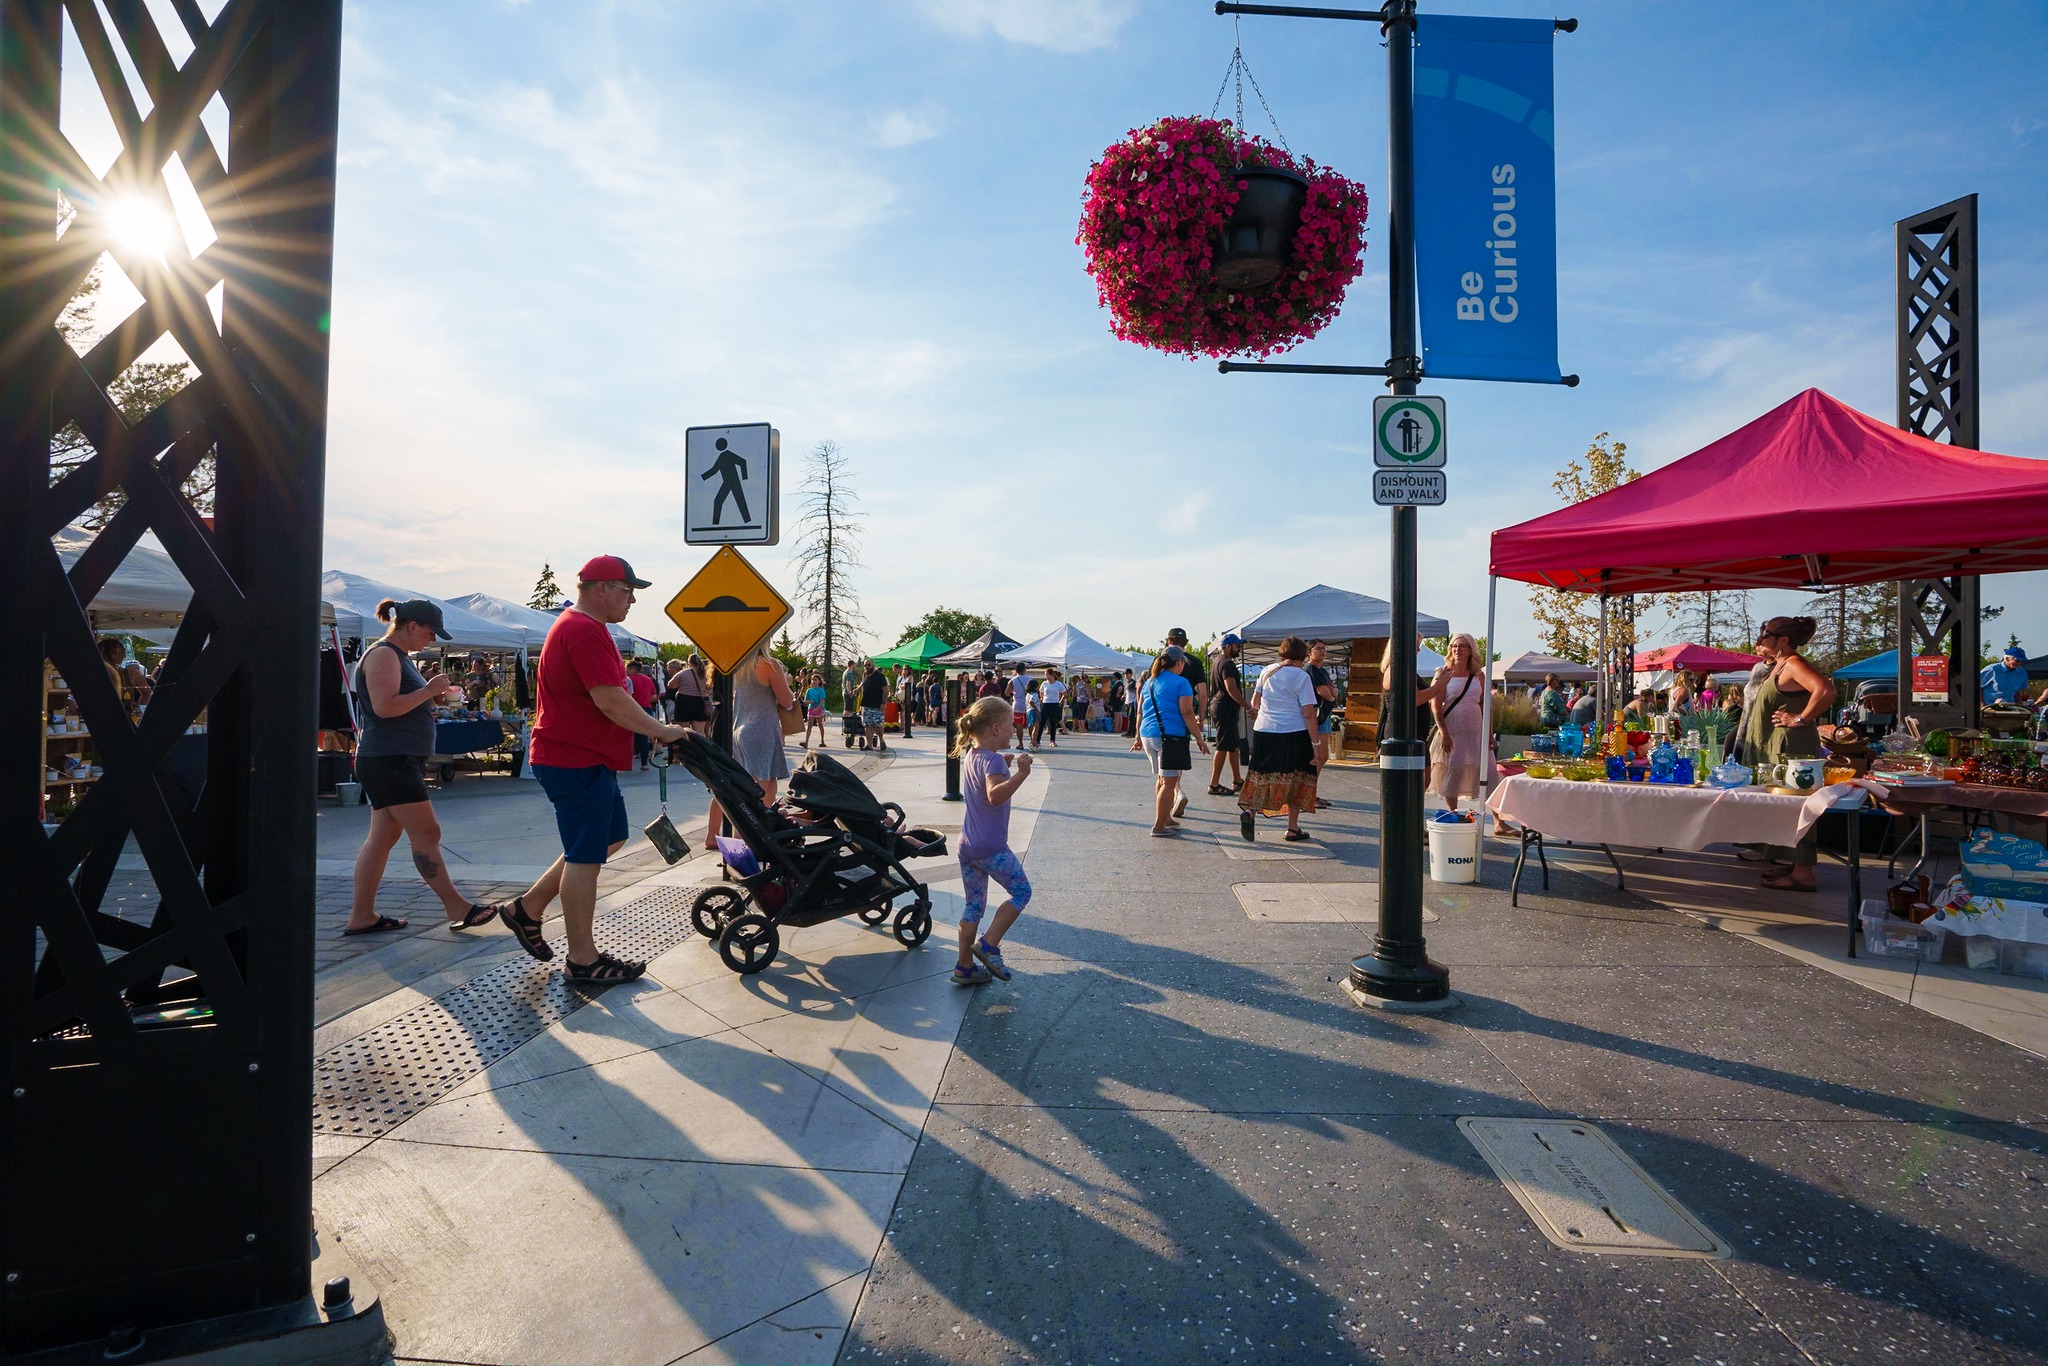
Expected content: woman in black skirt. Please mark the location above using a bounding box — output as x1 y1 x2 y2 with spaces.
1238 635 1323 843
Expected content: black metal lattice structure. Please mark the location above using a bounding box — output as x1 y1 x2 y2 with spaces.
1893 195 1980 730
1 0 342 1355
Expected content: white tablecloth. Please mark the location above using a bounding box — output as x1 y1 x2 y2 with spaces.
1488 774 1849 852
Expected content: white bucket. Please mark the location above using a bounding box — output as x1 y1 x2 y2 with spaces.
1427 819 1480 884
336 781 362 807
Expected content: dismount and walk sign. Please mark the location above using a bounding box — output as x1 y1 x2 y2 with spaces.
685 423 780 545
1374 469 1447 506
664 546 792 674
1374 395 1447 467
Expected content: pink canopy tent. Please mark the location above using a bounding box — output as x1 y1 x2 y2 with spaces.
1491 389 2048 595
1633 644 1764 673
1474 388 2048 773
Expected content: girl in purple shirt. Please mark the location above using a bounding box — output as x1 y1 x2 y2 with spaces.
952 696 1035 986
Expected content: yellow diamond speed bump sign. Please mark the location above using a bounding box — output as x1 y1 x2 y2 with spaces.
663 546 792 675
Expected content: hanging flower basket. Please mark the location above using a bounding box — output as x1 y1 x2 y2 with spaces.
1077 115 1369 359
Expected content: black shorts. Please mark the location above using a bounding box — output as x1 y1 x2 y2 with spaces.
357 754 431 809
1214 708 1242 752
671 694 707 722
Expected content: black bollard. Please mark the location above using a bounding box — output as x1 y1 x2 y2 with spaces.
942 673 963 801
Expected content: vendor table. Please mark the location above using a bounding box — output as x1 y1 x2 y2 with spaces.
1881 782 2048 878
1489 773 1878 955
432 718 506 756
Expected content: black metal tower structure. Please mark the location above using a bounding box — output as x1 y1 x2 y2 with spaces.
1 2 372 1359
1894 195 1980 732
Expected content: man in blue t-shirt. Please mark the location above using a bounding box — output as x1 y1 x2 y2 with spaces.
1982 644 2030 706
1128 647 1209 837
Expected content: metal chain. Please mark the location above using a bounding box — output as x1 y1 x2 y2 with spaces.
1206 17 1290 156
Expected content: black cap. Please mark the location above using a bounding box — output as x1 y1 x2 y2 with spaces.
1166 627 1189 643
395 599 452 641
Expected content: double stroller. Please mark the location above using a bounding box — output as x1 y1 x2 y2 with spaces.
667 733 949 975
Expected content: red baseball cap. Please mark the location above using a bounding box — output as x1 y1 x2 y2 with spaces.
577 555 651 588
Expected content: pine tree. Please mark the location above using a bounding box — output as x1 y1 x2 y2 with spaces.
793 441 866 669
528 563 565 611
1526 433 1654 662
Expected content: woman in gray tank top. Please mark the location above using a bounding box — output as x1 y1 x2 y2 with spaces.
344 598 501 936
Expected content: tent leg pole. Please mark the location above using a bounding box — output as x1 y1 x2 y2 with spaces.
1481 575 1497 877
1598 593 1609 735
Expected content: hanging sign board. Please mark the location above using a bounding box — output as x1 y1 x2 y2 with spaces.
1911 654 1950 704
1374 470 1447 506
1374 396 1447 467
1412 16 1562 384
685 423 780 545
663 546 792 675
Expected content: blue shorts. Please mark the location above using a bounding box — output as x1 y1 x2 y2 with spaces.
958 848 1031 924
531 763 629 864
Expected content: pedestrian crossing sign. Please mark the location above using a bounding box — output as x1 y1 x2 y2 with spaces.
684 423 780 545
664 546 793 675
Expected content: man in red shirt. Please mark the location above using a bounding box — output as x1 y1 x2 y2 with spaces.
496 555 687 983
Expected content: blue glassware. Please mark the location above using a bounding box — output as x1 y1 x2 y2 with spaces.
1559 724 1583 759
1649 735 1677 784
1673 755 1695 786
1605 754 1627 782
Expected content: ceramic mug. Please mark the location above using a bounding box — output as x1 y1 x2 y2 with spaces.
1783 757 1824 792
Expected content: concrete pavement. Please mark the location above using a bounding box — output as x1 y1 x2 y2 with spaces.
300 730 2048 1364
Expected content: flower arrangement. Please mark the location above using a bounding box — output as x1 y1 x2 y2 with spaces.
1077 115 1369 359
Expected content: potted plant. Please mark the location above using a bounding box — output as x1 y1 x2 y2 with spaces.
1078 116 1369 359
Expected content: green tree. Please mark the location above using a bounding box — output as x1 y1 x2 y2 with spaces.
769 629 808 675
1660 591 1755 652
1526 433 1652 663
894 607 995 650
50 258 205 529
527 563 566 611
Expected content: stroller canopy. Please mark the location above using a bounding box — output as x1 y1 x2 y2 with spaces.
787 749 889 824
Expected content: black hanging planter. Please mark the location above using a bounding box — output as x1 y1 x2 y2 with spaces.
1211 165 1308 290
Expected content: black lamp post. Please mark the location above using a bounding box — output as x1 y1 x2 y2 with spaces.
1212 0 1453 1004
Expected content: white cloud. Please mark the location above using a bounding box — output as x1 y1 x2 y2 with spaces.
1159 492 1209 535
870 104 946 148
917 0 1135 53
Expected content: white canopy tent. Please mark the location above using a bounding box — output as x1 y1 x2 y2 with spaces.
1230 583 1450 643
1001 624 1137 674
449 592 660 661
1493 651 1596 686
54 524 194 631
321 571 526 652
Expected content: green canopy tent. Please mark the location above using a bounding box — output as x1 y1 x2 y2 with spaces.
870 632 956 669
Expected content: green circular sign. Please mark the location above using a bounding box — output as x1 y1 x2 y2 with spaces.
1377 400 1442 464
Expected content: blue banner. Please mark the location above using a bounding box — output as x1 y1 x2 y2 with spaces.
1413 16 1561 383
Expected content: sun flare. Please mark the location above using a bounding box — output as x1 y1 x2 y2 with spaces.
106 196 177 260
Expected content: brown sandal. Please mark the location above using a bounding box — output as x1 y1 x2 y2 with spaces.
1761 874 1816 893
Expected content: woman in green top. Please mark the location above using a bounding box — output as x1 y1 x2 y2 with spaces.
1752 616 1835 892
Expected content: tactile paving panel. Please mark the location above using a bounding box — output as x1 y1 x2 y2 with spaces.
312 886 700 1138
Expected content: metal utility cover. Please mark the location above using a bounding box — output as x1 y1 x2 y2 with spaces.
1458 1118 1731 1259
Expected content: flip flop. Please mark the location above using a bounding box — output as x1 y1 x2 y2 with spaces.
342 914 408 937
451 902 499 930
498 897 555 961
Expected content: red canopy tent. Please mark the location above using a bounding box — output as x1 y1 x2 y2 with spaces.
1633 644 1764 673
1491 389 2048 594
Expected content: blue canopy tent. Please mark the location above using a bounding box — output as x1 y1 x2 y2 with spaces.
1833 649 1897 682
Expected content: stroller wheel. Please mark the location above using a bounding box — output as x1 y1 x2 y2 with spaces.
892 904 933 948
692 886 744 939
718 914 779 975
857 904 890 926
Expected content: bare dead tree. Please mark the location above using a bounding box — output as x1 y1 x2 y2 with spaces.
792 440 866 669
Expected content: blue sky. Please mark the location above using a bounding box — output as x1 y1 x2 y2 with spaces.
306 0 2048 657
